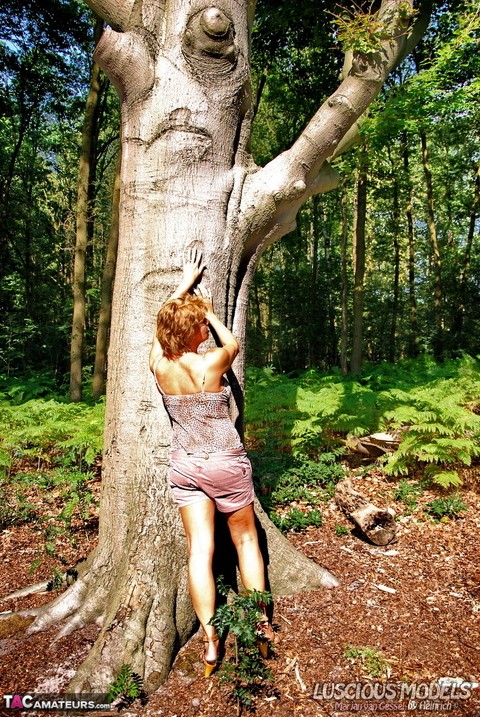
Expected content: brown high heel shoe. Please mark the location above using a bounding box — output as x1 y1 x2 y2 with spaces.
256 618 274 658
203 636 219 677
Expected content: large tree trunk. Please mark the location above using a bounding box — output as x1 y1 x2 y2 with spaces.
10 0 430 693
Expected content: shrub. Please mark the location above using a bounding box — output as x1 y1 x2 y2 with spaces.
210 579 274 714
424 495 467 520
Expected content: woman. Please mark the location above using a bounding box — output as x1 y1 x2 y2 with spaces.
149 249 273 676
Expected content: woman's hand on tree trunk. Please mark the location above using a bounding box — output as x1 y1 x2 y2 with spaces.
169 248 205 299
194 283 214 313
181 248 206 291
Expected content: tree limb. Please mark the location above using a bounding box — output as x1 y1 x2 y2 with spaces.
239 0 431 260
93 27 155 103
85 0 136 31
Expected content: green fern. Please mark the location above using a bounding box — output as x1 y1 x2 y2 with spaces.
0 397 104 474
246 356 480 489
106 665 144 705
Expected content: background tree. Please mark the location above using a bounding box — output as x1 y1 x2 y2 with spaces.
12 0 432 694
70 17 105 402
248 0 479 370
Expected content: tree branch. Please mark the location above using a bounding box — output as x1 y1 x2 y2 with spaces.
93 27 155 104
85 0 136 31
331 0 432 160
239 0 432 260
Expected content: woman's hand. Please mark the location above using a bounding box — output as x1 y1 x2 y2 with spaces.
168 248 205 300
182 248 205 290
194 283 214 313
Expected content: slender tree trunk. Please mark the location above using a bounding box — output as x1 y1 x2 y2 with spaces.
92 147 121 399
309 197 320 367
388 148 401 362
70 18 104 402
340 178 349 375
319 200 337 367
420 130 443 357
453 165 479 343
351 150 367 374
402 133 419 357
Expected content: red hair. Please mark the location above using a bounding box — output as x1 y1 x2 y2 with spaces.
156 295 208 359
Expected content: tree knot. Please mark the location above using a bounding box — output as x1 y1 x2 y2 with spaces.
327 94 356 113
183 6 238 75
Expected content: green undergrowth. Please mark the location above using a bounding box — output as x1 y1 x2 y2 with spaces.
0 356 478 545
343 645 391 678
250 449 345 532
245 354 480 490
210 579 274 714
0 374 103 562
0 392 104 476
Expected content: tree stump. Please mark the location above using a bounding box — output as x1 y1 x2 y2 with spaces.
335 478 397 545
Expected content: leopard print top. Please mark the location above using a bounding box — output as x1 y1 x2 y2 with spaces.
157 383 242 453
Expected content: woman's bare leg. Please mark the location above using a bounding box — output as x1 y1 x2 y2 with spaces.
226 503 266 591
180 499 218 661
226 503 274 640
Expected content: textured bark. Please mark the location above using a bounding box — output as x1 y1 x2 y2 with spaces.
92 147 121 400
335 479 397 546
12 0 430 693
70 18 104 402
351 149 367 374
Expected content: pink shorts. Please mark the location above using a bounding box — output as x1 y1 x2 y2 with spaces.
168 447 255 513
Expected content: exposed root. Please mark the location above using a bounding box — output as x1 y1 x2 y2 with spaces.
26 579 89 635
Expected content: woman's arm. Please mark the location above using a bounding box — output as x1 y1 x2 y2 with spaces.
167 248 205 301
149 335 163 373
196 286 239 372
150 249 205 372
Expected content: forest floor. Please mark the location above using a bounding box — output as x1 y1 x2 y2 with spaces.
0 461 479 717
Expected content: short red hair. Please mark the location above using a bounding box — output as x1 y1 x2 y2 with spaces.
156 295 208 359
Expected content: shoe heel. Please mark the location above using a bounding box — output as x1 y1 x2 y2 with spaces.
256 618 273 658
204 660 217 678
257 639 269 658
203 636 219 677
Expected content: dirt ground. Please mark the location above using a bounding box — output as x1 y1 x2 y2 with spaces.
0 464 479 717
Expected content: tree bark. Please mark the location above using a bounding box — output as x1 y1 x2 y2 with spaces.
420 130 443 358
13 0 430 693
92 146 121 400
70 18 104 402
351 148 367 374
453 165 479 343
402 132 419 357
309 196 320 367
340 178 349 375
388 147 401 363
335 478 397 546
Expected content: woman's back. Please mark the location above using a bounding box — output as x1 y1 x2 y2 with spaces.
154 352 241 453
154 352 225 395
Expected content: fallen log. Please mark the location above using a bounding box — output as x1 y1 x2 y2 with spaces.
346 431 402 458
334 478 397 545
